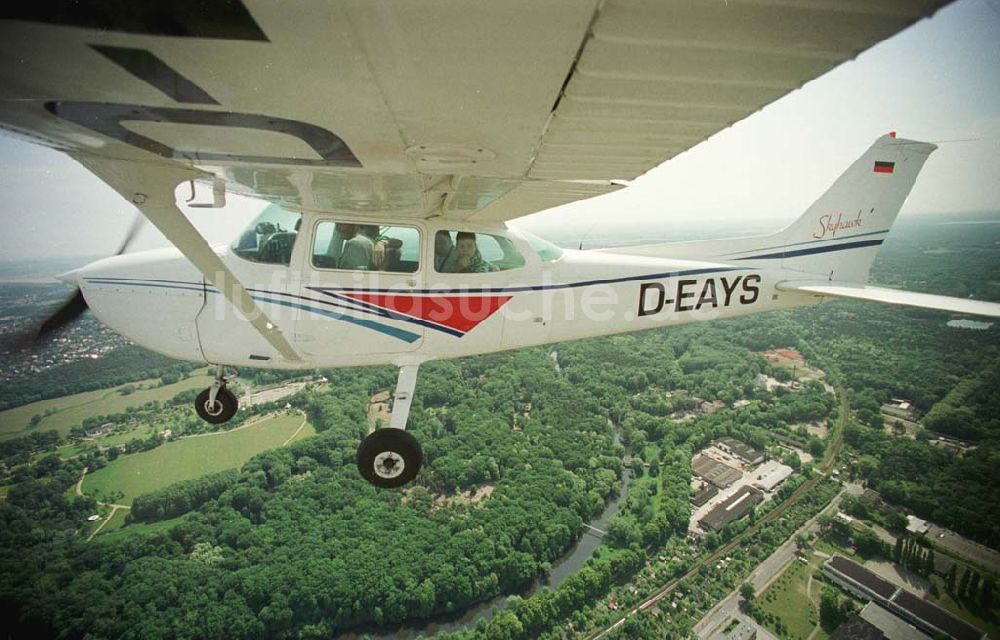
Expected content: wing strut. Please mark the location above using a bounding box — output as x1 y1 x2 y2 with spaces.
390 362 420 429
70 154 301 361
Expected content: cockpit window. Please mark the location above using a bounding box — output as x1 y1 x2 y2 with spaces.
231 204 302 266
519 229 564 262
434 230 525 273
312 222 421 272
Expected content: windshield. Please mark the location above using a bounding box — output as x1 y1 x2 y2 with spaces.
231 204 302 266
518 229 564 262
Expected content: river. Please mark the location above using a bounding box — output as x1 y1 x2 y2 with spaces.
338 428 630 639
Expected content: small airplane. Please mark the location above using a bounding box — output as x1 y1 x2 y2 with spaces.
2 1 994 487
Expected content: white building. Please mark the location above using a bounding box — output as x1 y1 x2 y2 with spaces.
753 464 794 492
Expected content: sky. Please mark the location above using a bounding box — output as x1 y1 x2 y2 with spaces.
0 0 998 261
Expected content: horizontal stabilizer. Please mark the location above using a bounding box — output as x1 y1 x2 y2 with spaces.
777 281 1000 318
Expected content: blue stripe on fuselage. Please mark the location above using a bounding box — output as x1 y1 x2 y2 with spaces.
83 277 421 343
717 229 890 258
734 239 884 261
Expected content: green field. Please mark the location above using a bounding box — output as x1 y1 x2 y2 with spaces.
81 413 313 505
758 554 827 640
94 426 161 448
54 442 88 458
0 370 213 441
97 512 190 542
98 506 131 533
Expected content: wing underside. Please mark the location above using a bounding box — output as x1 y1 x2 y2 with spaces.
778 281 1000 318
0 0 952 222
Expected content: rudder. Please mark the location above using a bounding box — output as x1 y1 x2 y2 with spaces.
756 133 937 282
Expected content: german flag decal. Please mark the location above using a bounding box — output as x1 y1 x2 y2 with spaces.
873 161 895 174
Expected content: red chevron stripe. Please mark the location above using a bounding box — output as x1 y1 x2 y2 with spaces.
340 293 512 333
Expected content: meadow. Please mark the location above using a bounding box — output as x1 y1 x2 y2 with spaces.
757 554 827 640
0 369 213 440
81 412 313 505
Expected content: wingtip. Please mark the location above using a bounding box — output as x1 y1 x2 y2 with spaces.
56 268 81 286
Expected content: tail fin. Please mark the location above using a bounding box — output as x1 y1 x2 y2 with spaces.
597 135 999 317
599 134 936 285
751 133 937 282
734 134 1000 317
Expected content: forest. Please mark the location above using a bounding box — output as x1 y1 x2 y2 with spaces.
0 312 845 639
0 347 627 638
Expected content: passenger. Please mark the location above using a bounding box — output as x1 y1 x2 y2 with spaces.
328 223 374 270
434 231 454 271
443 231 497 273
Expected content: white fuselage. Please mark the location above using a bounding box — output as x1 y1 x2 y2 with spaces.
73 217 819 370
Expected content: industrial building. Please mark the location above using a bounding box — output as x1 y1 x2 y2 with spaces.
716 437 765 465
859 602 930 640
881 399 919 422
692 454 742 489
829 615 883 640
691 483 719 507
823 556 897 601
751 463 793 492
822 556 986 640
699 486 763 532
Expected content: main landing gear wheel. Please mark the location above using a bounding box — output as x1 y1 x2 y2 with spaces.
357 428 423 488
195 386 238 424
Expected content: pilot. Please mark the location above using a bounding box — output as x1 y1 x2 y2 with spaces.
328 223 374 270
361 224 393 270
443 231 497 273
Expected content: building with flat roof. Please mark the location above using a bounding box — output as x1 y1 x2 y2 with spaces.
85 422 114 438
824 556 898 601
829 614 883 640
716 437 765 465
752 464 793 492
882 400 919 422
692 454 742 489
890 590 985 640
823 556 986 640
859 602 930 640
906 515 929 535
691 484 718 507
700 486 763 532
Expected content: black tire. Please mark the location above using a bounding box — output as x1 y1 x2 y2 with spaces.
356 428 423 488
195 387 238 424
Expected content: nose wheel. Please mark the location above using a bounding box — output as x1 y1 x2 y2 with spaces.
357 428 423 488
195 365 239 424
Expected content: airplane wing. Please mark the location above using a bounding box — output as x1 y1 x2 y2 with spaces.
0 1 954 359
776 281 1000 318
0 0 954 224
